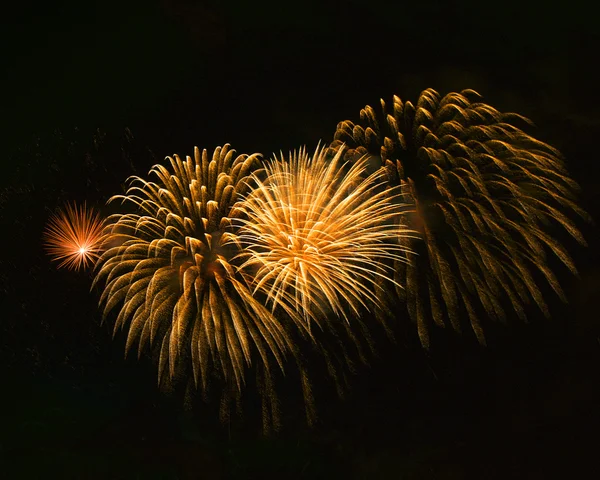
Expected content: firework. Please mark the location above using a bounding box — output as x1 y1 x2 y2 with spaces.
92 144 305 429
330 88 587 347
43 202 105 271
235 144 416 339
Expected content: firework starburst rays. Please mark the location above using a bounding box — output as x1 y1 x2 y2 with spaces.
235 144 417 333
92 145 295 406
330 88 587 346
43 202 106 271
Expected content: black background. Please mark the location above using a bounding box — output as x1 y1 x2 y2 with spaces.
2 0 599 478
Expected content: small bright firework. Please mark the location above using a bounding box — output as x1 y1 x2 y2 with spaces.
43 202 105 271
235 144 417 336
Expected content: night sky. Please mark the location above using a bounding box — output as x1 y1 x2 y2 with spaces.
2 0 600 478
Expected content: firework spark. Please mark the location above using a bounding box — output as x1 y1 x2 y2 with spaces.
92 144 302 429
330 88 587 346
43 202 105 271
235 144 416 337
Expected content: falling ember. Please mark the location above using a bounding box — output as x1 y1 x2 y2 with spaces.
43 202 105 271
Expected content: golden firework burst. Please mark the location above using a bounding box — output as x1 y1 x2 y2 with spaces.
235 144 417 337
330 88 587 346
43 202 106 271
92 144 300 429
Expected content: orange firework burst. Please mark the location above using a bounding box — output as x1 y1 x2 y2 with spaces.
43 202 105 271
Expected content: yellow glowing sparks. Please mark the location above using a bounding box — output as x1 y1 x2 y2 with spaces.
92 144 302 430
329 88 587 347
235 144 417 334
43 202 105 271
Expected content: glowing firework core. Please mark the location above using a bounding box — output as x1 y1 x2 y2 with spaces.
236 145 417 328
